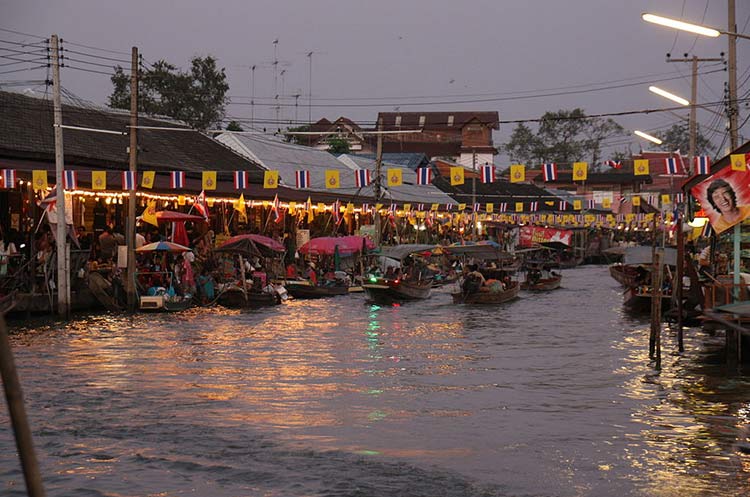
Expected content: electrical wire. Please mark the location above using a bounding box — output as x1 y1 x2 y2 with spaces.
61 57 119 69
0 65 46 75
61 48 130 65
59 38 130 56
62 65 116 77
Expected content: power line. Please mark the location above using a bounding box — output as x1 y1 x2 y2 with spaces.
0 65 46 76
61 48 130 65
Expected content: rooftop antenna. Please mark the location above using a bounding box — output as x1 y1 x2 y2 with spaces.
273 39 279 126
250 64 256 128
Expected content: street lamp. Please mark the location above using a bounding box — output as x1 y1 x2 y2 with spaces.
634 130 663 145
642 12 750 40
648 85 689 106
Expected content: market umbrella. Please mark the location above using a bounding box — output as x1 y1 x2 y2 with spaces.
153 211 206 223
215 234 284 256
298 236 375 256
135 241 192 253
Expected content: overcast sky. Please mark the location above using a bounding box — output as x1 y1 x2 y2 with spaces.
2 0 749 163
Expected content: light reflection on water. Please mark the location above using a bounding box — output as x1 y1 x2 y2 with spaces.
1 266 750 496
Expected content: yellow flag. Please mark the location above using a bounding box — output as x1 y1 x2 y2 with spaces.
573 162 588 181
403 203 411 212
142 200 159 227
386 168 402 187
458 203 466 211
307 197 315 223
632 195 641 206
450 167 464 186
32 170 47 191
730 153 747 171
634 159 649 176
510 164 525 183
91 170 107 190
317 202 326 212
573 200 582 210
178 195 186 206
202 171 217 190
661 194 671 205
346 202 355 213
602 197 611 209
375 203 383 212
431 203 439 211
486 203 494 213
207 197 215 207
141 170 155 189
325 170 340 189
515 202 523 212
234 193 247 222
264 170 279 189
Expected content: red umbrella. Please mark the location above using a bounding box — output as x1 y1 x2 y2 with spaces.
218 234 285 253
298 236 375 256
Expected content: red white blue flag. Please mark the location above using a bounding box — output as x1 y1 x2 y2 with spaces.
416 167 432 185
122 171 136 190
63 170 77 190
542 163 557 182
605 160 622 169
361 203 370 213
388 203 397 213
355 169 371 188
446 203 454 211
499 202 507 212
480 164 495 184
473 202 481 212
296 170 310 189
586 199 595 209
170 171 185 189
695 155 711 175
559 200 568 210
1 169 16 188
272 194 282 223
675 192 684 203
234 171 247 189
665 157 679 175
417 203 424 211
331 199 341 224
530 201 538 212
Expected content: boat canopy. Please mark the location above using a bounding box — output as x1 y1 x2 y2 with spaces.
378 244 436 261
622 246 677 266
443 244 515 261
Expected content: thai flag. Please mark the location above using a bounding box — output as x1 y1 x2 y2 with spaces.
122 171 136 190
575 214 583 224
559 200 567 210
696 156 711 175
416 167 432 185
530 201 538 212
587 199 595 209
389 203 397 213
355 169 371 188
417 203 424 211
542 163 557 182
665 157 679 175
647 195 656 206
170 171 185 189
675 193 684 203
446 203 454 211
39 189 56 211
473 202 481 212
1 169 16 188
296 170 310 189
194 190 209 219
700 222 713 238
272 194 281 223
606 160 622 169
361 203 370 213
480 164 495 184
234 171 247 189
64 170 77 189
499 202 507 212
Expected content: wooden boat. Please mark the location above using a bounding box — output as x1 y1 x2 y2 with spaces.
216 284 281 308
139 294 193 312
609 264 641 287
452 280 520 304
520 272 562 291
286 280 349 299
362 277 432 302
623 286 673 312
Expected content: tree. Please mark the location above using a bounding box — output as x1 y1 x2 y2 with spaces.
226 121 243 131
655 123 715 156
109 56 229 130
284 124 311 145
503 123 543 166
326 136 350 155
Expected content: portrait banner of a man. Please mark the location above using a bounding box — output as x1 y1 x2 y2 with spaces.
691 158 750 234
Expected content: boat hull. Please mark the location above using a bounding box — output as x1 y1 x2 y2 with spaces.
363 278 432 302
139 295 192 312
609 264 640 287
286 282 349 299
217 286 281 308
452 281 520 304
520 274 562 291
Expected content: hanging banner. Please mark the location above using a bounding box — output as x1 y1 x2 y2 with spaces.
518 226 573 247
691 162 750 234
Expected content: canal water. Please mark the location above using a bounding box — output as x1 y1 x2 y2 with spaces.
2 265 750 496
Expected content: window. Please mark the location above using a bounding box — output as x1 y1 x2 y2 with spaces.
447 115 454 127
395 115 402 126
419 115 426 126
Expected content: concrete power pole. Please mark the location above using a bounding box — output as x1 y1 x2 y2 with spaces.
374 117 384 246
728 0 739 150
126 46 138 311
51 34 69 319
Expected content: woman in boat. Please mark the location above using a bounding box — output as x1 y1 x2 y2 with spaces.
462 264 486 294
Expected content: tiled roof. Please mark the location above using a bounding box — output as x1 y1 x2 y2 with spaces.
355 152 431 170
377 111 499 130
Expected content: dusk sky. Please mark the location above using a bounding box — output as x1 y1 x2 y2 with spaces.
3 0 749 163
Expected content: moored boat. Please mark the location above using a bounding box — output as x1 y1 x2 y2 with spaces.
520 272 562 291
452 280 520 304
362 277 432 303
139 294 193 312
286 280 349 299
216 284 282 308
609 264 641 287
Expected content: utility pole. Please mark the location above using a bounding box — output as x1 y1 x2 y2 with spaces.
728 0 739 150
472 150 477 238
126 46 138 311
306 51 313 124
51 34 69 319
666 54 724 173
374 117 384 246
250 65 256 128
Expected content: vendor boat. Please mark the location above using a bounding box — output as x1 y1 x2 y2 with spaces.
362 276 432 303
452 280 520 304
285 280 349 299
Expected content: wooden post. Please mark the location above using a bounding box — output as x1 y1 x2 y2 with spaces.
374 117 383 246
650 250 663 369
51 34 69 319
126 46 139 311
0 315 47 497
676 211 684 352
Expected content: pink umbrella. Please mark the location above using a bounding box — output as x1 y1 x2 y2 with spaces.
218 234 285 253
298 236 375 256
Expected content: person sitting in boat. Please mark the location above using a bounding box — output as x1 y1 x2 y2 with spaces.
528 268 541 285
286 262 299 279
305 263 318 285
462 264 486 294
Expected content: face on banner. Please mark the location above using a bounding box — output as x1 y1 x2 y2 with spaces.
691 167 750 234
